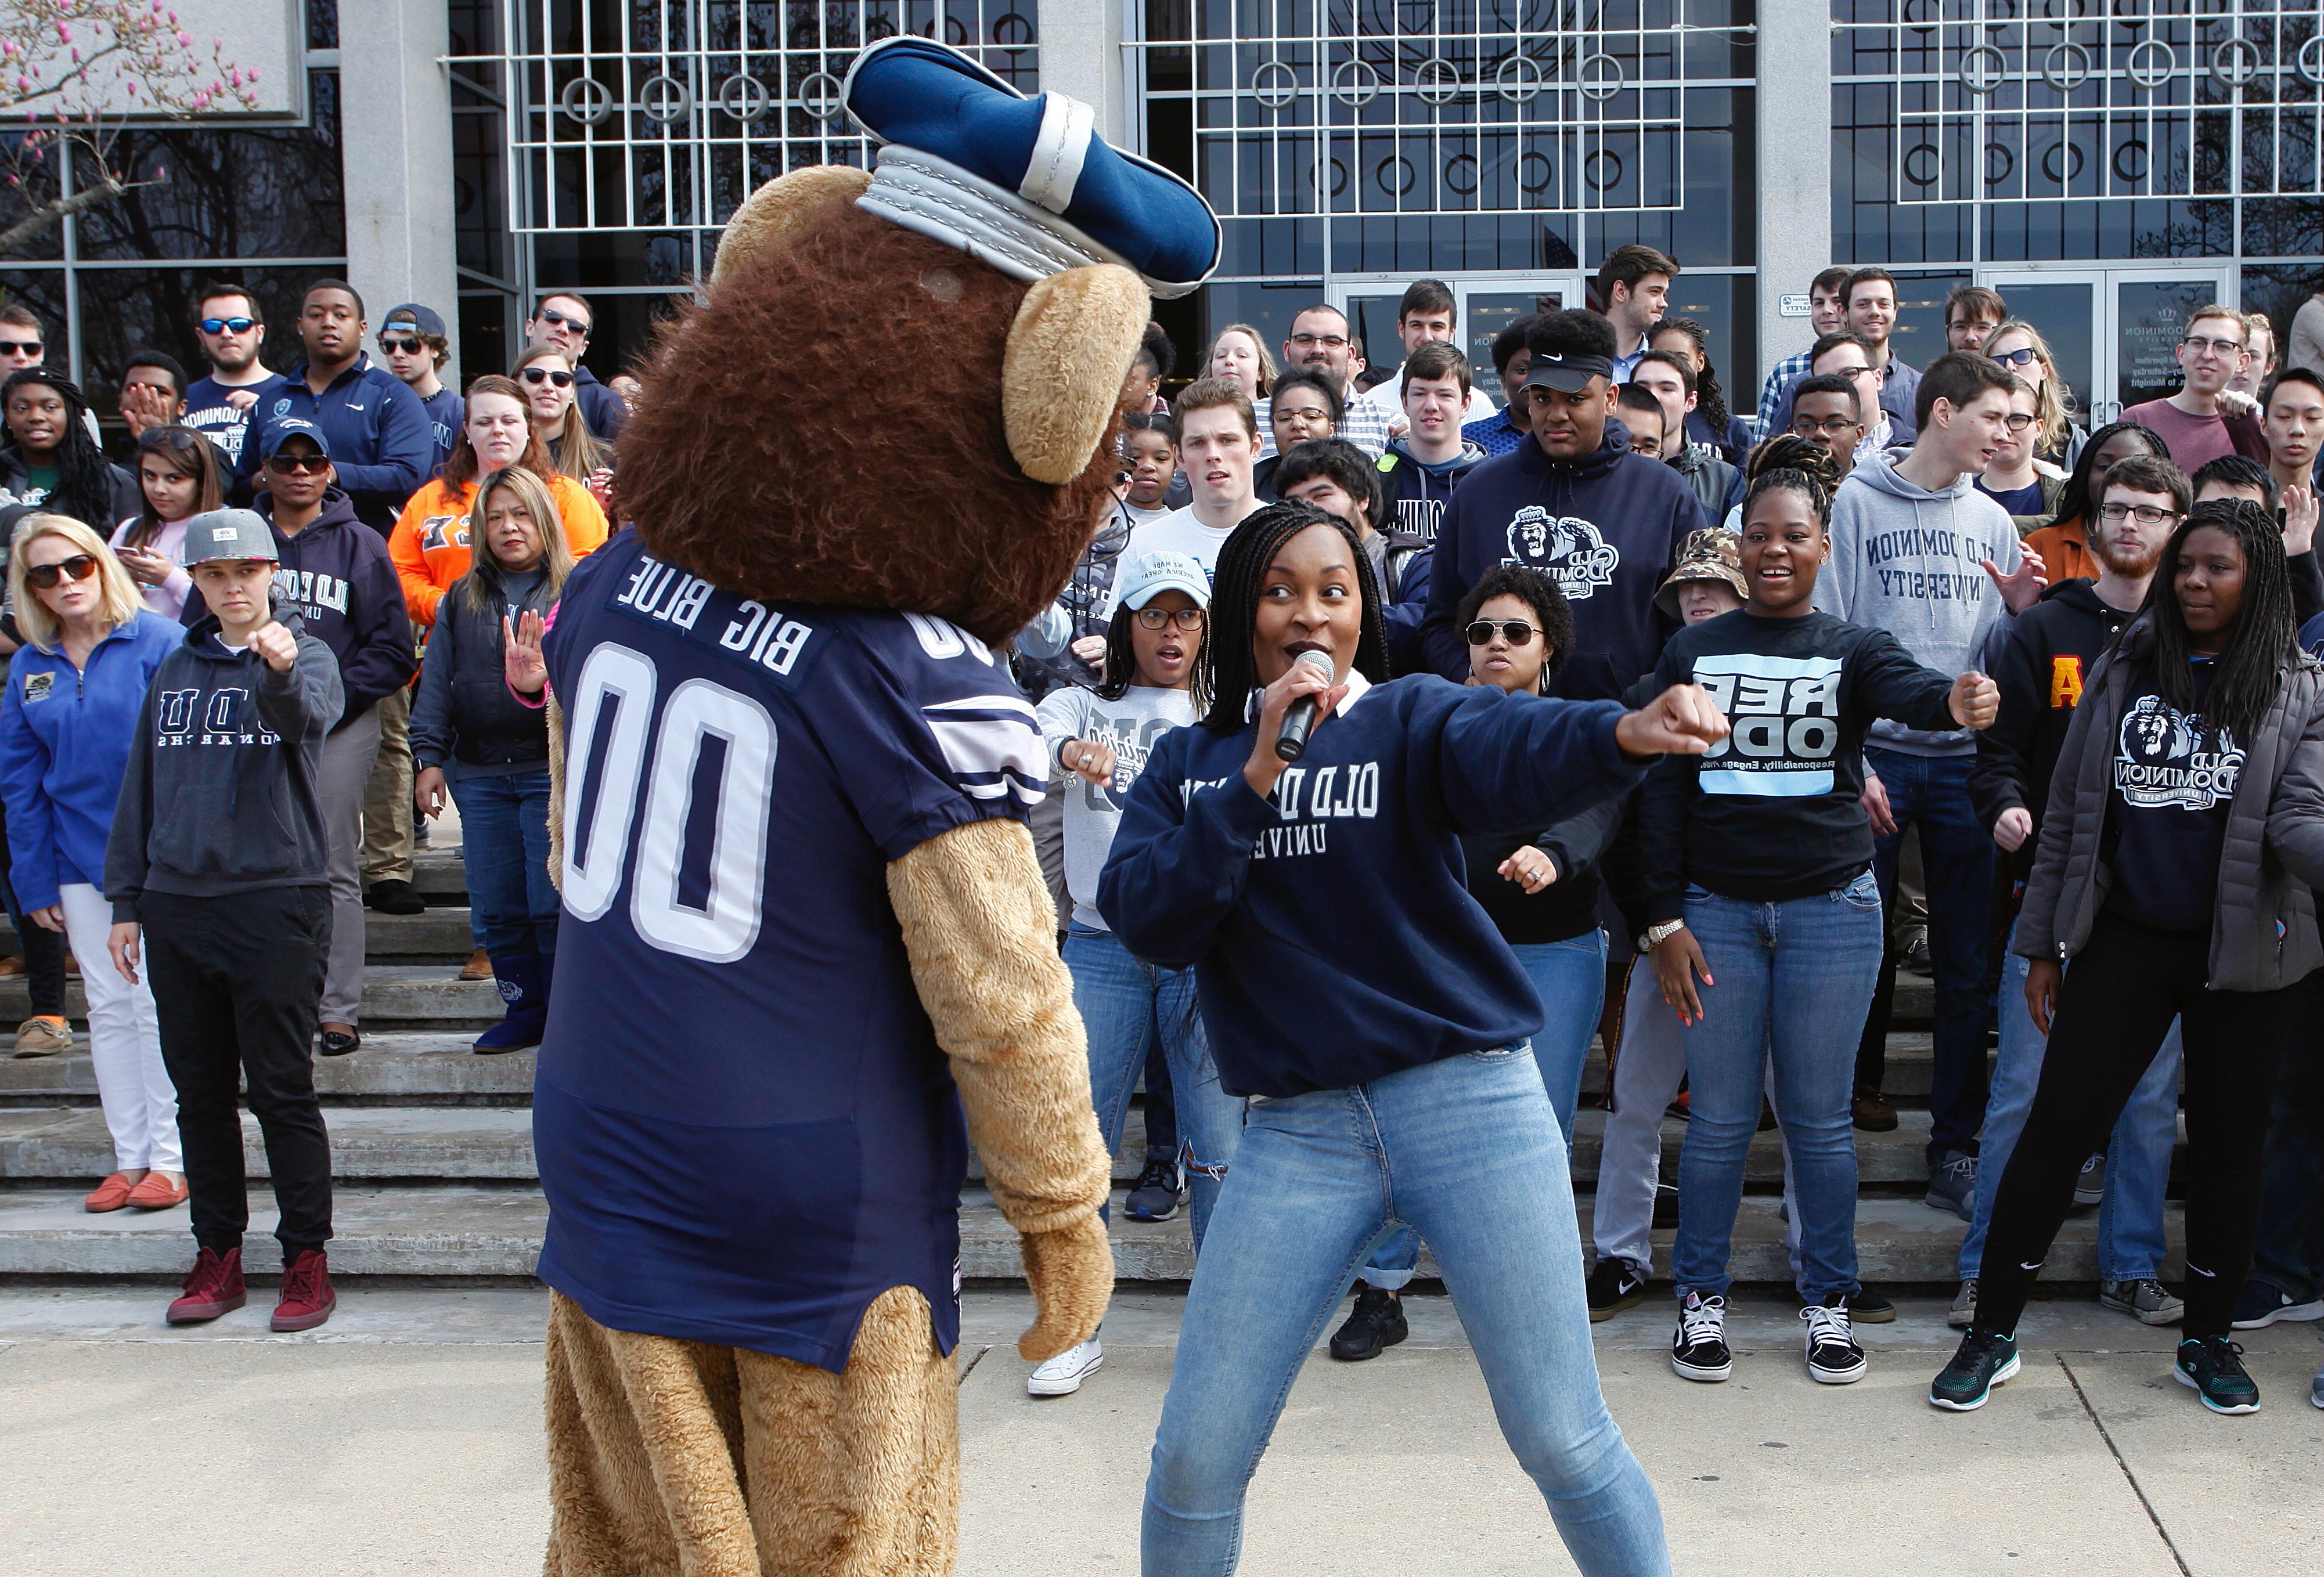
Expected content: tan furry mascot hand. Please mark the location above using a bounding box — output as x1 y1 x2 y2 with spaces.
526 36 1219 1577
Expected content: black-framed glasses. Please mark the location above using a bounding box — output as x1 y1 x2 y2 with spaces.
1133 606 1205 631
265 451 332 475
1990 347 2040 367
1792 416 1862 436
535 306 591 336
24 554 96 589
521 367 574 388
0 341 41 358
2180 335 2246 357
2001 412 2040 432
1464 619 1541 647
2098 502 2185 526
380 336 426 355
197 317 255 335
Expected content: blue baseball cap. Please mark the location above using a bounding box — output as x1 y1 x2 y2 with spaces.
258 416 332 461
842 37 1219 299
381 303 448 339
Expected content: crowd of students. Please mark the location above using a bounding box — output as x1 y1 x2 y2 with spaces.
0 279 624 1331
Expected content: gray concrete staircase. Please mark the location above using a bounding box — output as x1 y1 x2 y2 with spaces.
0 848 2172 1286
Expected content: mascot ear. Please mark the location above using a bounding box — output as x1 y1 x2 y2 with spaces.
710 165 874 288
1003 264 1150 485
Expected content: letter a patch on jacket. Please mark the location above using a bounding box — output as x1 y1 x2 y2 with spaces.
2049 654 2084 710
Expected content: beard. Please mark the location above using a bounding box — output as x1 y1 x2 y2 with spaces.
2088 532 2163 580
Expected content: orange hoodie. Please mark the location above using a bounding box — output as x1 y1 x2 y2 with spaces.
390 473 611 626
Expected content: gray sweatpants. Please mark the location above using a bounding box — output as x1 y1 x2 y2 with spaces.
316 703 383 1026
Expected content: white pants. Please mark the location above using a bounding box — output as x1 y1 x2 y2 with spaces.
316 704 382 1026
1591 961 1799 1275
59 882 179 1171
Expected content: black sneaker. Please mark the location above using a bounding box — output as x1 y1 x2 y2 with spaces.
2174 1336 2260 1414
1586 1258 1646 1322
365 878 425 915
1329 1284 1407 1362
1849 1289 1896 1324
2230 1278 2324 1329
1122 1157 1186 1222
1930 1329 2020 1411
1670 1291 1731 1383
2073 1152 2106 1209
1801 1294 1868 1384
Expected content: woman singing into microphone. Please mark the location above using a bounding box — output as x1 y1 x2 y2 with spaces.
1098 501 1725 1577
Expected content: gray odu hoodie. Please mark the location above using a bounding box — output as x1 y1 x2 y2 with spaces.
1812 452 2021 757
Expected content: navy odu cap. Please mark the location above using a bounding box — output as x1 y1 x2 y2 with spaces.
842 37 1219 299
183 507 279 565
258 416 333 461
382 302 448 338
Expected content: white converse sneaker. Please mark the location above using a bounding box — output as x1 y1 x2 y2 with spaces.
1027 1334 1103 1397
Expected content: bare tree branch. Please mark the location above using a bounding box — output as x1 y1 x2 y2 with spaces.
0 168 123 255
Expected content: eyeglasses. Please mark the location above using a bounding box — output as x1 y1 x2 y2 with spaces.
1464 619 1541 647
380 336 427 355
521 367 575 388
1990 348 2040 367
534 306 591 336
2181 335 2247 357
1288 332 1350 351
1133 606 1205 631
197 317 255 335
2098 502 2185 526
2001 412 2040 432
0 341 42 358
24 554 97 589
1792 416 1862 436
265 451 332 475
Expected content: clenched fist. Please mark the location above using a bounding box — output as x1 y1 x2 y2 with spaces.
1950 670 2000 730
248 620 298 674
1615 683 1731 758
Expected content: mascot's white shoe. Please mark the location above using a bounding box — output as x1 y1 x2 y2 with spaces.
1028 1334 1104 1396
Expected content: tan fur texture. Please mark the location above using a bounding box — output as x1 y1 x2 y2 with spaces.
1002 265 1150 483
543 1287 961 1577
887 818 1114 1361
711 166 873 288
612 198 1130 647
544 693 565 891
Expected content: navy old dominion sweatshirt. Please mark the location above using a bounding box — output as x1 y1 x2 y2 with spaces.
1097 671 1648 1098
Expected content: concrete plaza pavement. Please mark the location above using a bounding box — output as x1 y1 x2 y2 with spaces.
1 1284 2317 1576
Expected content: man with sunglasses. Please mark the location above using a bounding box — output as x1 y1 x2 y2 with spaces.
378 304 463 476
523 293 627 442
2123 304 2271 473
182 282 288 470
236 279 433 535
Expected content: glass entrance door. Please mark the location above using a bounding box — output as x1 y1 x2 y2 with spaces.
1331 274 1585 409
1980 267 2234 428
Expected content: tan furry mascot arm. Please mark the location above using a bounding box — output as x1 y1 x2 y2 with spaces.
888 818 1114 1361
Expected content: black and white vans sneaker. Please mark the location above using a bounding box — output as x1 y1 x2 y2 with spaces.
1670 1291 1732 1383
1801 1294 1868 1384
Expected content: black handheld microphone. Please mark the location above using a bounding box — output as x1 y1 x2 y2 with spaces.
1274 648 1336 762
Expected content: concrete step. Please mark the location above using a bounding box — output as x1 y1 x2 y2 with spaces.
0 1032 531 1105
412 847 473 903
0 965 505 1033
0 1185 2175 1285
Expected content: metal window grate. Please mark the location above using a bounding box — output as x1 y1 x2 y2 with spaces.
1833 0 2324 205
1130 0 1719 218
461 0 1039 236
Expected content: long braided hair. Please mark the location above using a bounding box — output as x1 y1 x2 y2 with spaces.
2054 420 2167 529
1738 433 1842 547
1656 315 1731 437
2143 497 2298 744
1197 501 1389 731
1 369 117 529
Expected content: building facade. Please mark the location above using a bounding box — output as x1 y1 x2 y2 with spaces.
4 0 2319 428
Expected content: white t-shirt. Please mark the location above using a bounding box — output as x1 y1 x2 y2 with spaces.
1109 507 1243 612
1033 683 1200 930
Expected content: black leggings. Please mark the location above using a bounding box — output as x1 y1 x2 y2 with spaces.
1977 910 2292 1340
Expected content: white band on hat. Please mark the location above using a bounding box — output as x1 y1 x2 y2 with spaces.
1018 93 1094 214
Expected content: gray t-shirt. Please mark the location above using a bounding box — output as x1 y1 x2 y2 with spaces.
1032 683 1199 930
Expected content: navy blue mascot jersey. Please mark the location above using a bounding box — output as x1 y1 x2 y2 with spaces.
534 528 1044 1371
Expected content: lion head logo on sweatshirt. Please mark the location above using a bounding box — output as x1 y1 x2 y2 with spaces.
2114 692 2242 811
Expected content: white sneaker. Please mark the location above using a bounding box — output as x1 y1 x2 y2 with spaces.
1026 1335 1102 1397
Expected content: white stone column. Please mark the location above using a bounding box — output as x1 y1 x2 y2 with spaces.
1756 0 1835 374
1038 0 1127 146
337 0 462 382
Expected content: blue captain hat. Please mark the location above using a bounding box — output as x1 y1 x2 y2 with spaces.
842 37 1219 299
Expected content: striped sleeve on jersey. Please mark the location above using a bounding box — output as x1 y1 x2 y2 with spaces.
921 694 1046 810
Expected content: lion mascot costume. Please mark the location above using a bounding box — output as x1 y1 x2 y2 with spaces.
527 37 1219 1575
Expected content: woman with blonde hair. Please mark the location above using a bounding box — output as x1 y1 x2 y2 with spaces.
0 515 184 1207
512 347 612 498
1205 324 1277 402
1984 319 2087 468
410 467 572 1052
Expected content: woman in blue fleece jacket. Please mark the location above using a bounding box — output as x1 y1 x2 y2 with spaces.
1098 501 1725 1577
0 516 184 1211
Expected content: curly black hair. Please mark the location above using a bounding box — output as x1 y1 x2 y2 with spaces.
1454 564 1572 692
1654 315 1730 436
2145 497 2298 745
1197 501 1389 731
1 369 117 531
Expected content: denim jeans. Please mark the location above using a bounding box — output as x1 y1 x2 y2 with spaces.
2249 972 2324 1303
1672 876 1883 1304
1064 926 1241 1254
451 770 560 958
1359 929 1610 1290
1143 1046 1670 1576
1861 747 1995 1161
1959 918 2179 1281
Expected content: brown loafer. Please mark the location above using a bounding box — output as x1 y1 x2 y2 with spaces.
126 1172 189 1210
84 1172 138 1212
1852 1090 1900 1132
457 948 494 981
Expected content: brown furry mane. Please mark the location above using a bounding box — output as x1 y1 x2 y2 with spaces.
614 200 1120 646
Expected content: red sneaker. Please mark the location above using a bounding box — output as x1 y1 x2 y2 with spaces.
271 1248 337 1332
167 1246 247 1325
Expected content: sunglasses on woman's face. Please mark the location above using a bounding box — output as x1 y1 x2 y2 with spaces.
266 451 332 475
1464 619 1540 647
1990 347 2039 368
25 554 97 589
521 367 574 388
